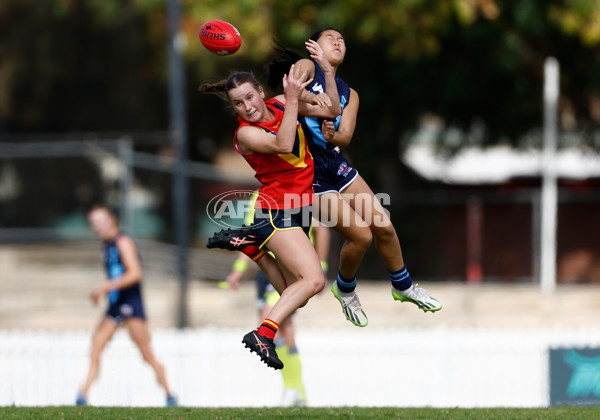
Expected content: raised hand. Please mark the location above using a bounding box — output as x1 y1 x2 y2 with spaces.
282 64 313 100
308 92 333 108
305 39 333 73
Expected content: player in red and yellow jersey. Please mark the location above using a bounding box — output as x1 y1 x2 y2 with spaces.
200 39 340 370
234 97 314 212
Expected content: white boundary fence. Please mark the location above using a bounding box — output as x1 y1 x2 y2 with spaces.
2 326 600 407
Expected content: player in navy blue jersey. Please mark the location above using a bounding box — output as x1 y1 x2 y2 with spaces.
268 28 442 328
75 205 176 407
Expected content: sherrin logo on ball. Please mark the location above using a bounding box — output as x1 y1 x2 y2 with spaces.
199 20 242 56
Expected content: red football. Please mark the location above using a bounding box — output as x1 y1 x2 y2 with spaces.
199 20 242 56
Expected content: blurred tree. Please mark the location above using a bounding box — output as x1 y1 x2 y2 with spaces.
0 0 165 132
2 0 600 233
0 0 168 228
253 0 600 179
3 0 600 152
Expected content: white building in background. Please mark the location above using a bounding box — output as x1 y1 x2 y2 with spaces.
400 116 600 287
402 143 600 184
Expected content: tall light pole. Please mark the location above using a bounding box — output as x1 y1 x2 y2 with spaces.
540 57 559 293
167 0 190 327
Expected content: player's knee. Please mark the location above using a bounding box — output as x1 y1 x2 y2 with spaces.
300 272 326 298
295 271 326 307
89 347 102 360
310 273 326 295
372 221 396 242
90 340 104 356
141 351 154 364
350 227 372 251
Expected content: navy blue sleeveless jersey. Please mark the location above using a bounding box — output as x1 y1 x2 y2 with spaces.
299 61 350 154
298 61 358 194
103 233 145 321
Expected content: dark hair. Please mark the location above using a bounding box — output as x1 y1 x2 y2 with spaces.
266 41 304 92
198 71 261 98
266 27 344 92
309 26 344 43
198 72 262 110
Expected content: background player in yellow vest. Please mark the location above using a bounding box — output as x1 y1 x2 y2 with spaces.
224 191 330 406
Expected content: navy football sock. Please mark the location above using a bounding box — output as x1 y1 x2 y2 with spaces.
336 272 357 293
390 266 412 291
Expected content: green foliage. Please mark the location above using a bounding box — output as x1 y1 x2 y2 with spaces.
3 0 600 146
2 0 600 196
0 0 165 131
549 0 600 45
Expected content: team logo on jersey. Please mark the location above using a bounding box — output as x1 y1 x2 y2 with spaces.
311 83 324 94
337 162 351 176
120 304 133 316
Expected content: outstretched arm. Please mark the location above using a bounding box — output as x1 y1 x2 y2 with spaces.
321 88 359 148
237 64 312 155
303 39 341 115
292 40 341 117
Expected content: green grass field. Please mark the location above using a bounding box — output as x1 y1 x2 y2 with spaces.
1 406 600 420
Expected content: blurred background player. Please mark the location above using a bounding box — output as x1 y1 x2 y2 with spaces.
76 205 176 407
268 28 442 327
224 191 330 406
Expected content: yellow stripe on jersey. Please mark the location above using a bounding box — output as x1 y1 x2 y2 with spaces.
277 124 309 169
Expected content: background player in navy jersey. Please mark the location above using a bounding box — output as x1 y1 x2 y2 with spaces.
76 205 176 407
268 28 442 328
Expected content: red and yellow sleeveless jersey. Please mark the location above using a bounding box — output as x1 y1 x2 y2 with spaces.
234 98 314 210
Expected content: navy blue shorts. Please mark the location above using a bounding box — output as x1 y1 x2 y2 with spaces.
253 206 312 249
106 296 145 324
313 149 358 194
